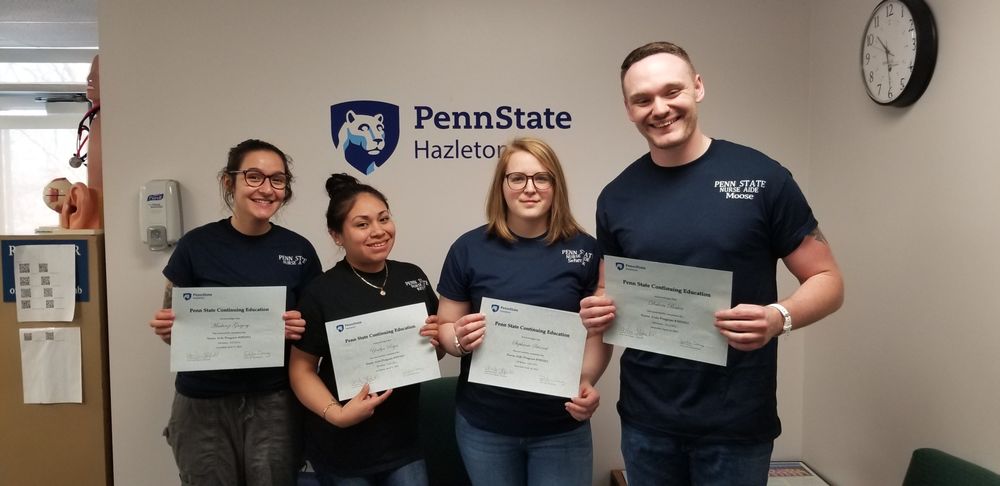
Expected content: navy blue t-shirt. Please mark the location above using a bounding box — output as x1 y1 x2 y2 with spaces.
597 139 817 442
437 225 600 436
163 218 322 397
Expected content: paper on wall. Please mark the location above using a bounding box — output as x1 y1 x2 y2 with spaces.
19 327 83 404
13 244 76 322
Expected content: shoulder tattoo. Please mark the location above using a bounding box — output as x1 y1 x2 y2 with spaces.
809 227 829 245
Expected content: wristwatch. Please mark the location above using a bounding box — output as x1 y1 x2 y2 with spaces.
767 303 793 336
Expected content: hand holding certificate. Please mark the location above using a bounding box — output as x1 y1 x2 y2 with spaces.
170 286 285 372
603 256 732 366
326 303 440 399
469 297 587 398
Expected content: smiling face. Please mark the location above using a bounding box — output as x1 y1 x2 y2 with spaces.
333 192 395 273
502 149 554 236
228 149 286 235
622 53 706 164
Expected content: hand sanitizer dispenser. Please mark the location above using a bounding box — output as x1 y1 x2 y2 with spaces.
139 179 182 250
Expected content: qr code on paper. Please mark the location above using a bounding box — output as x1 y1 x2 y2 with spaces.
20 300 31 309
43 288 53 297
23 333 32 341
19 277 30 286
18 263 30 273
21 288 31 298
45 300 55 309
45 331 55 340
38 263 49 273
41 276 51 286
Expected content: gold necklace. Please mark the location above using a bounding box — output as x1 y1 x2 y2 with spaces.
350 262 388 296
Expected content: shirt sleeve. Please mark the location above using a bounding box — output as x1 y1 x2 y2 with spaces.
436 238 470 302
767 169 818 258
418 267 440 315
294 282 329 358
596 191 623 258
162 234 195 286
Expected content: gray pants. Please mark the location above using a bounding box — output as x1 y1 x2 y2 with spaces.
164 389 302 486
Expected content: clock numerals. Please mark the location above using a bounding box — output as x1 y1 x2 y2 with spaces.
865 52 870 65
866 33 874 47
900 77 906 89
877 83 882 95
869 71 874 83
874 15 879 28
887 87 893 99
885 3 894 17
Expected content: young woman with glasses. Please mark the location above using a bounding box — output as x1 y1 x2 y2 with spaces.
148 139 322 486
436 137 611 486
289 173 441 486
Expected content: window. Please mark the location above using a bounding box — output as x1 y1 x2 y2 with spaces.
0 51 95 234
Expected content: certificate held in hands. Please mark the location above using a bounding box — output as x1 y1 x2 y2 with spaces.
325 303 440 399
171 286 286 372
604 256 732 366
469 297 586 398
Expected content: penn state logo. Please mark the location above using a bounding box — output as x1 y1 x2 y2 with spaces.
330 100 400 175
491 304 499 312
615 262 625 271
183 293 192 300
336 324 345 333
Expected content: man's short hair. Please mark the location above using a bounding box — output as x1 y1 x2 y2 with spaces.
620 41 696 80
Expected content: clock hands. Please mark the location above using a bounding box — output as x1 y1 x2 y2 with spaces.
876 36 898 72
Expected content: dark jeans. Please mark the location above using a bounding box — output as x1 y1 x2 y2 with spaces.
621 421 773 486
314 460 428 486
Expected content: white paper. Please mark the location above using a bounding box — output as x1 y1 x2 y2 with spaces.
604 256 732 366
170 286 286 372
13 244 76 322
469 297 587 398
19 327 82 404
326 303 440 399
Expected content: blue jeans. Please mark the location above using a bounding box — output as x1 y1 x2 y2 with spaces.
314 460 427 486
620 422 773 486
455 412 592 486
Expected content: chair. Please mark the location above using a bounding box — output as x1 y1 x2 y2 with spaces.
902 448 1000 486
419 375 472 486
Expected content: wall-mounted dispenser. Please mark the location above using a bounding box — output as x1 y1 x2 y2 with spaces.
139 179 182 250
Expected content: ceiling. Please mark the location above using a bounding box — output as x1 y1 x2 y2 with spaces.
0 0 98 48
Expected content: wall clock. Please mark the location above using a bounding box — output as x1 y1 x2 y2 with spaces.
860 0 937 106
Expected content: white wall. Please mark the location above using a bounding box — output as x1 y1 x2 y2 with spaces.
802 1 1000 484
100 1 812 484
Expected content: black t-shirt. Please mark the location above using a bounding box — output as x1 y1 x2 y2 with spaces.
295 258 439 476
163 218 322 397
437 226 600 437
597 139 817 442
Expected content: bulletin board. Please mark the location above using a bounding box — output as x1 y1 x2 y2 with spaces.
0 234 111 486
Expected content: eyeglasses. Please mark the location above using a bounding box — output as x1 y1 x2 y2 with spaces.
228 169 290 189
505 172 554 191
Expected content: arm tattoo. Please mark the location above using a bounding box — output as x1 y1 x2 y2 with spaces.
162 282 174 309
809 227 830 246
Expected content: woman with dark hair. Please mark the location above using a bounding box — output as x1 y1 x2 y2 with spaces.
148 139 322 486
289 173 440 486
435 137 610 486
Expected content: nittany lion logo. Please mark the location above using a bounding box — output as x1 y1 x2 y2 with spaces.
491 304 500 312
615 262 625 271
330 100 400 175
336 324 345 333
183 293 192 300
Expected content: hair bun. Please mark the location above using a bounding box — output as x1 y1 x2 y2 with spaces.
325 173 359 198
